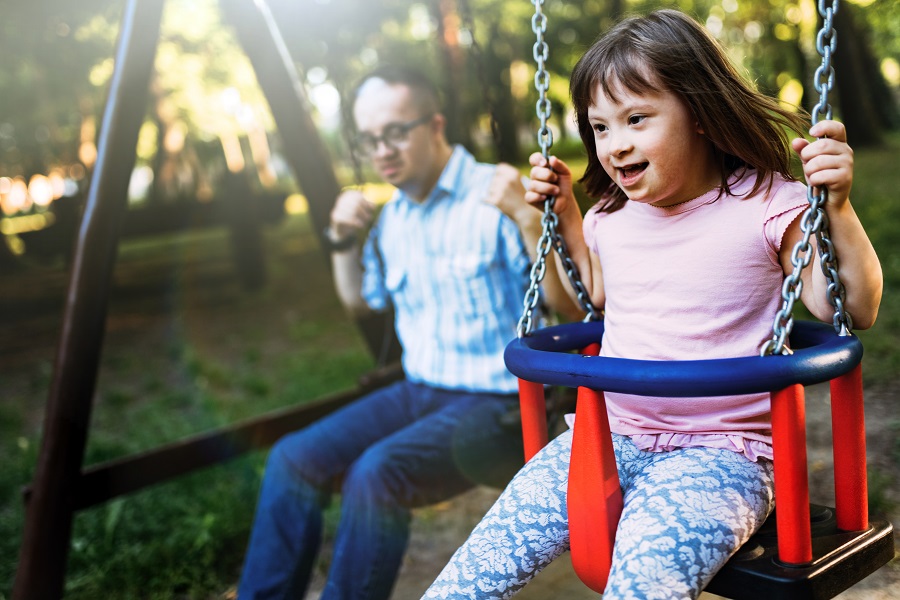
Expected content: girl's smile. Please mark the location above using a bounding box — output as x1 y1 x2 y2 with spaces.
615 162 649 187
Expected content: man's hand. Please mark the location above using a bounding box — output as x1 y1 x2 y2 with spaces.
484 163 533 223
331 189 376 238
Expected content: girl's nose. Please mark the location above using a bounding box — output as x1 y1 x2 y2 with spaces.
607 130 632 157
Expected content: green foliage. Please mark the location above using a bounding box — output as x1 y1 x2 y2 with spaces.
0 1 121 175
844 133 900 384
3 0 896 182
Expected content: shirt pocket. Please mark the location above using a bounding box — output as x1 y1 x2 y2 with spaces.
432 254 495 318
384 266 423 314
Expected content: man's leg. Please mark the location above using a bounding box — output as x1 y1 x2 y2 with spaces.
238 381 424 600
423 429 573 600
322 385 522 600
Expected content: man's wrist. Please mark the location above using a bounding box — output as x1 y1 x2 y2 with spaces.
323 225 358 252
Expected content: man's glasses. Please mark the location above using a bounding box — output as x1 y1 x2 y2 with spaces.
355 115 433 156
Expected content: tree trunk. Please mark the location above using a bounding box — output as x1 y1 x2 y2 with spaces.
830 6 886 147
432 0 472 148
484 20 520 163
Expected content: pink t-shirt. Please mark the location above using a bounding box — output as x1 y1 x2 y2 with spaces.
580 169 808 461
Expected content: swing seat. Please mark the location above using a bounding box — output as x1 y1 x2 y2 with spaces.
706 503 894 600
505 320 895 599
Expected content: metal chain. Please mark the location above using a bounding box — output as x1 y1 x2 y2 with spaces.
762 0 851 356
518 0 599 337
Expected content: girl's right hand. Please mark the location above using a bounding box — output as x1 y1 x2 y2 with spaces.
526 153 576 214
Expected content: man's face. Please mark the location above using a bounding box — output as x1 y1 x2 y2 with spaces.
353 81 438 197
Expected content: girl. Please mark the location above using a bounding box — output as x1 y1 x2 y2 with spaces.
423 9 882 600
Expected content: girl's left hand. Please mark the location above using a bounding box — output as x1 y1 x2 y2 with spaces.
791 119 853 207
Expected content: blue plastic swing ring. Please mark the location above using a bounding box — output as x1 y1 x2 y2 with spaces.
504 320 862 397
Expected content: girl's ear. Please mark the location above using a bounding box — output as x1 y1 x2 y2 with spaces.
692 111 705 135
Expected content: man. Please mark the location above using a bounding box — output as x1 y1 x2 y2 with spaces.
238 66 577 600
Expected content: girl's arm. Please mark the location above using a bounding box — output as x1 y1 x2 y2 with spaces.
526 153 605 309
782 120 883 330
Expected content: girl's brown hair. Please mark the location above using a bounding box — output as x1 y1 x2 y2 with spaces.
571 9 808 212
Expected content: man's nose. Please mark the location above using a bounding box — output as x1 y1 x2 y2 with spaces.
372 138 396 158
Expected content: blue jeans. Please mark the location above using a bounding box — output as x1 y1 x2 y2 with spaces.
238 380 523 600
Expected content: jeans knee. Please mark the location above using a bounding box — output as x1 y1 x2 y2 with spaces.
342 448 403 507
263 434 325 496
266 436 300 480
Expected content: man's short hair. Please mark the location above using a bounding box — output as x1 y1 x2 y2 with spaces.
353 65 441 118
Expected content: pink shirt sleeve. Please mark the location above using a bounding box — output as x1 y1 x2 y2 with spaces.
763 179 809 264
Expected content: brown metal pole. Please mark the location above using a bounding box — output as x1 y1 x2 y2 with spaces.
220 0 400 363
220 0 341 239
12 1 165 598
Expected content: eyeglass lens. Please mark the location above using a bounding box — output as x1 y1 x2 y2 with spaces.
356 116 431 154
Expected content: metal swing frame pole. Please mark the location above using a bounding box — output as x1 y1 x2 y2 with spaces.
12 1 165 598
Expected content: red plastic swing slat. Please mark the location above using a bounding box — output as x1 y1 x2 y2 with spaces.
518 379 549 462
569 386 622 593
830 364 868 532
771 384 813 564
566 343 623 593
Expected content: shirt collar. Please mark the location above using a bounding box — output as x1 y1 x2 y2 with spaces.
396 145 471 207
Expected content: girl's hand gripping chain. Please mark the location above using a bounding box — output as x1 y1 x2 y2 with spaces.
786 119 882 329
791 120 853 208
526 152 605 309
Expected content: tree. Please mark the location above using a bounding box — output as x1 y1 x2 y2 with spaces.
832 1 899 146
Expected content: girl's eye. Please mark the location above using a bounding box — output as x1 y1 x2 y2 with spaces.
628 115 646 125
592 123 607 134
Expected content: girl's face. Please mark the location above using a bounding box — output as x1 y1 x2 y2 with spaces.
588 79 719 207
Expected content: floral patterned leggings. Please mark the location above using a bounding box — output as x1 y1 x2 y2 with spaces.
423 430 775 600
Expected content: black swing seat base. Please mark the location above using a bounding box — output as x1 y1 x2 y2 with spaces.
705 504 895 600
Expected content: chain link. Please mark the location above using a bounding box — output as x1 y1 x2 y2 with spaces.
762 0 851 356
518 0 600 337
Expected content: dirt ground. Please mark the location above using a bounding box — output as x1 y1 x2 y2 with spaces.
3 223 898 599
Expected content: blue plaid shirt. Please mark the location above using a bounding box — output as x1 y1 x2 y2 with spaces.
361 146 532 393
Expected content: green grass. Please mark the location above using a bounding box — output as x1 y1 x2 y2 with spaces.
843 134 900 384
1 214 372 598
2 134 899 598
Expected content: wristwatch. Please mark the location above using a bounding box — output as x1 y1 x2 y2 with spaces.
322 225 358 252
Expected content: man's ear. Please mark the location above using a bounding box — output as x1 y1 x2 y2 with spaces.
432 113 446 134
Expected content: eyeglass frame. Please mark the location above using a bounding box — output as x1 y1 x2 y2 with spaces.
354 114 434 156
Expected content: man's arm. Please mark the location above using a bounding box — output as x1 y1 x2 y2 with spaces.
485 163 584 322
329 189 376 316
